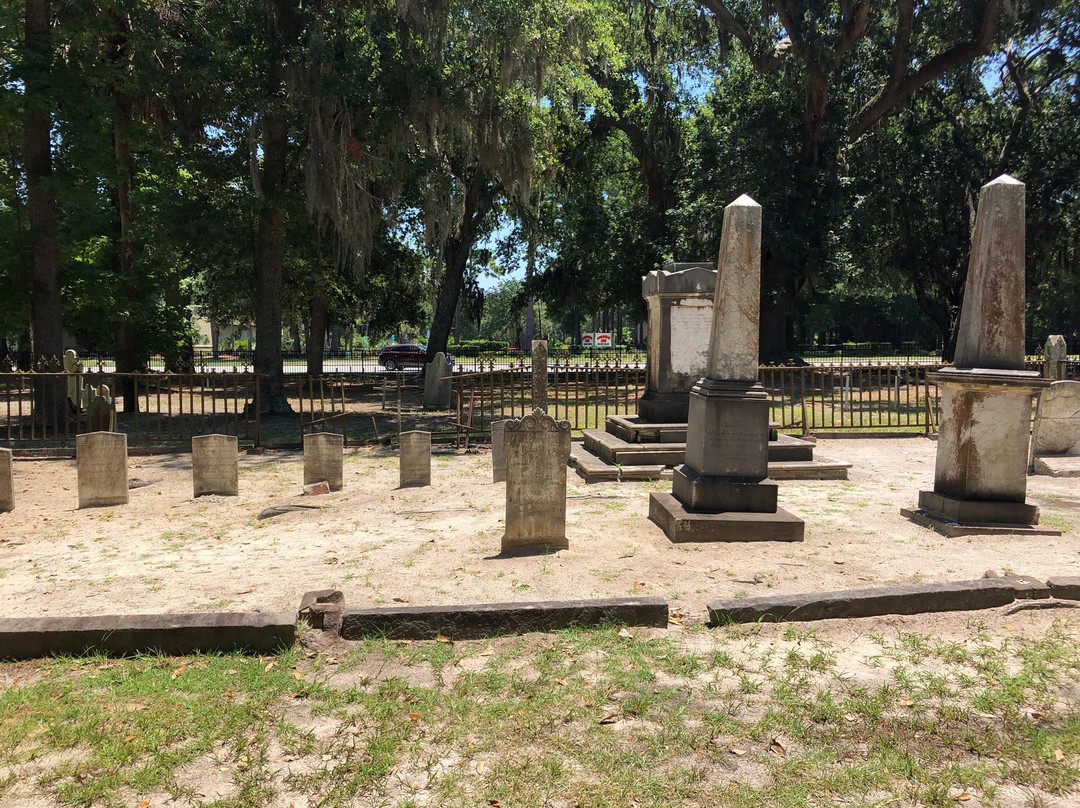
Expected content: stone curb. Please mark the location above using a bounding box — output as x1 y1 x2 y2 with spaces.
708 579 1025 625
0 613 296 660
340 597 669 641
1048 577 1080 601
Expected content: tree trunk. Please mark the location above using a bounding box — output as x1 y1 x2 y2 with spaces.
426 173 494 362
24 0 63 366
307 291 328 376
24 0 64 430
112 86 139 411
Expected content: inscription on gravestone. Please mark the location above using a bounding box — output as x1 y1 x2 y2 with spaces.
77 432 128 508
304 432 344 491
192 434 239 497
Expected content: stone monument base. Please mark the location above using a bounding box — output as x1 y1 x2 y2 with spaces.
649 492 804 543
900 506 1061 538
500 535 570 555
637 391 690 424
917 490 1040 525
671 466 777 512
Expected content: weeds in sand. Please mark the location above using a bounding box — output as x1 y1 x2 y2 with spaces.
3 620 1080 807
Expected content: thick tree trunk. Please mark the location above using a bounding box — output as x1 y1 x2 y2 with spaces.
307 291 328 376
426 173 494 362
24 0 64 430
24 0 63 367
253 110 293 413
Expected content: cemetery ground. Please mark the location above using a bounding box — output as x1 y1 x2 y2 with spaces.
1 437 1079 806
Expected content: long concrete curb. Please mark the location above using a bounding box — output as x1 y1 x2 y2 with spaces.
340 597 669 641
0 613 296 660
709 579 1027 625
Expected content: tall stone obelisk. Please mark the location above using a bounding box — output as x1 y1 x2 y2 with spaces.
902 175 1057 536
649 195 804 542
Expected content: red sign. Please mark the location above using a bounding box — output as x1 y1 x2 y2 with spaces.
581 333 595 347
595 332 613 347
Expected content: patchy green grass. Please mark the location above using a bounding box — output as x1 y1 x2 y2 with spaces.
3 619 1079 807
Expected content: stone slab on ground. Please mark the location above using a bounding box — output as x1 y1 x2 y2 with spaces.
340 597 669 641
708 579 1023 624
1048 577 1080 600
649 491 804 542
900 507 1062 537
0 612 296 659
569 443 664 482
1033 455 1080 477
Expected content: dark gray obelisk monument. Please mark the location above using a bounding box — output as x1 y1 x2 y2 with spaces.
902 175 1057 536
649 194 804 542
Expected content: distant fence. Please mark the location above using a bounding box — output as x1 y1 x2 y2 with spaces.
3 358 1076 449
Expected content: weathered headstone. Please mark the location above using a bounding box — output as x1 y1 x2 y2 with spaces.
76 432 128 508
1030 380 1080 477
1044 335 1067 380
399 430 431 487
649 195 804 542
531 340 548 411
639 262 716 422
423 352 453 410
304 431 344 491
903 176 1055 533
0 447 13 511
85 385 116 433
192 434 239 497
63 349 84 409
502 408 571 553
491 420 507 483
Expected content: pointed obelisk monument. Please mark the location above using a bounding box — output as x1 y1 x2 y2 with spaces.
901 175 1057 536
649 195 804 542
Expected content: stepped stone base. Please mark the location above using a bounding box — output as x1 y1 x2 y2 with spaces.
649 492 804 543
900 505 1061 538
570 427 850 483
1033 455 1080 477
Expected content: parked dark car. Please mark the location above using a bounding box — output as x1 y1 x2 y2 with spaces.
377 343 453 371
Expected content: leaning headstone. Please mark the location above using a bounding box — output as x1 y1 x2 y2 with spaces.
0 447 13 511
1030 380 1080 477
63 349 84 409
399 430 431 487
77 432 128 508
502 408 571 554
649 195 804 542
304 431 344 491
192 434 239 497
531 340 548 411
639 262 716 422
423 352 453 410
1044 335 1067 380
903 176 1054 534
491 420 507 483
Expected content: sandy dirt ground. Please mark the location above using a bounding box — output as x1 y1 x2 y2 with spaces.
1 437 1078 622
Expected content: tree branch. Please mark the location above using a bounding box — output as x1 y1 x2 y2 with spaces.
695 0 791 72
848 0 1003 141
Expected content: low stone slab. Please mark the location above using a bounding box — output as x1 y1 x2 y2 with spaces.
569 444 663 483
649 492 804 542
767 459 851 480
0 612 296 660
341 597 668 640
708 579 1021 625
1048 577 1080 601
1033 455 1080 478
901 507 1062 537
